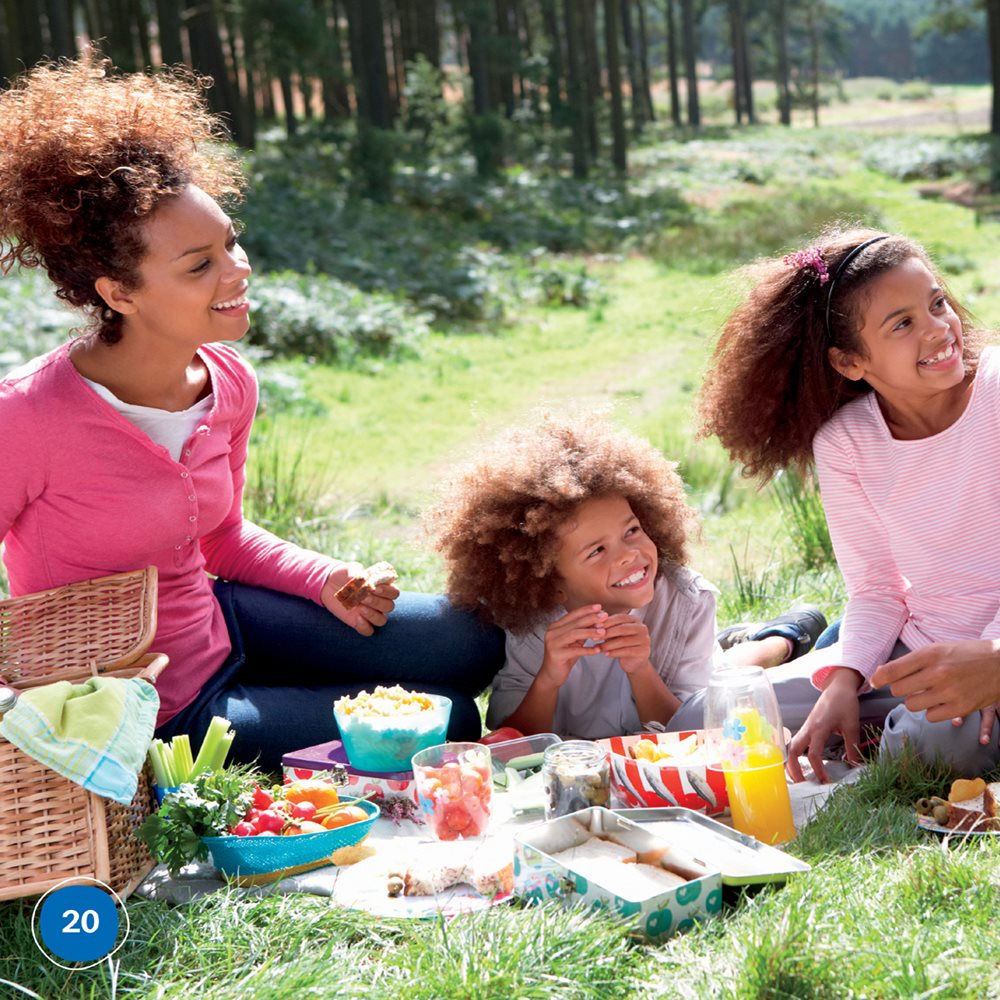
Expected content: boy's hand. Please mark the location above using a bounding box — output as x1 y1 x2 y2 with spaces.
600 614 652 674
539 605 608 688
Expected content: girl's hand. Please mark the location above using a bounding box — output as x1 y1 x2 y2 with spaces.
787 667 863 784
600 614 652 674
321 563 399 637
871 639 1000 722
539 605 608 688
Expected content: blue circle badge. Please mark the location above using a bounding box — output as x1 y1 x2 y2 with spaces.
38 885 119 963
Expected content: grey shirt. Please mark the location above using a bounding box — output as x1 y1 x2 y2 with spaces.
485 564 720 740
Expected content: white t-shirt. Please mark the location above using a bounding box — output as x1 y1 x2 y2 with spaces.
82 377 213 462
486 564 721 740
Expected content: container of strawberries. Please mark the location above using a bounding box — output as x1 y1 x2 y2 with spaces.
411 742 492 840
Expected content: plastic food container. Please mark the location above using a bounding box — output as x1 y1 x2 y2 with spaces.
334 692 451 773
598 730 729 815
202 798 379 882
411 742 492 840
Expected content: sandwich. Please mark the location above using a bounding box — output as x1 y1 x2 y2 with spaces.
334 561 398 610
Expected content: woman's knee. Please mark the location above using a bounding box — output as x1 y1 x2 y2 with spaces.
881 706 1000 774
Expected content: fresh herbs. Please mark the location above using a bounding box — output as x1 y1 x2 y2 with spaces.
138 765 257 875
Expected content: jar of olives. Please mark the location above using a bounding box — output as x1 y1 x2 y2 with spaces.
542 740 610 819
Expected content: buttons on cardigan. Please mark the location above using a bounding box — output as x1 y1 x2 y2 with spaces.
180 471 189 479
188 515 197 522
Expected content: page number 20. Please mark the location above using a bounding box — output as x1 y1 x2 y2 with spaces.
62 908 100 934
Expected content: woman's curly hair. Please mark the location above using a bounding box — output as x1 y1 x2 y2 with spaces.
428 414 699 633
697 225 983 483
0 51 245 344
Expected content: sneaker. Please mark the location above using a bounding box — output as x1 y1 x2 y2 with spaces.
715 621 763 651
745 604 828 661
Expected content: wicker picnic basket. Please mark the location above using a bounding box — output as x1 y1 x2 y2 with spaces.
0 567 169 901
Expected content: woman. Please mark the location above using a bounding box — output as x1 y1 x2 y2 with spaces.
0 54 503 770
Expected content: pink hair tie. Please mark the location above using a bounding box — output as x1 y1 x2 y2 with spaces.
782 247 829 285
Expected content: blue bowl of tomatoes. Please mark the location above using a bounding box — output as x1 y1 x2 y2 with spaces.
202 797 379 881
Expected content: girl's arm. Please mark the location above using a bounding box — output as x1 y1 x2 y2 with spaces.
811 426 909 690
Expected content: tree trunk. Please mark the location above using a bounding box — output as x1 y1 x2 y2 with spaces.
348 0 393 127
105 0 137 71
279 70 298 136
541 0 564 125
635 0 654 122
562 0 587 177
773 0 790 126
808 0 820 128
665 0 681 126
988 0 1000 136
495 0 517 117
185 0 246 144
680 0 699 127
738 0 753 123
44 0 76 58
581 0 599 157
729 0 744 124
131 0 152 67
605 0 627 172
12 0 46 68
156 0 184 65
620 0 644 134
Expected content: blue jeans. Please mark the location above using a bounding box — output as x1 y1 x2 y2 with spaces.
155 580 505 772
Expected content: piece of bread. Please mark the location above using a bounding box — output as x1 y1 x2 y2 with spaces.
403 856 468 896
551 837 637 868
573 859 686 901
945 805 998 832
985 782 1000 818
334 561 398 610
401 842 514 898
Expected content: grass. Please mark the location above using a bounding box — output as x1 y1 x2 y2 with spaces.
5 106 1000 997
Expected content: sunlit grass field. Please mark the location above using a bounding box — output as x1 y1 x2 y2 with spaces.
2 97 1000 997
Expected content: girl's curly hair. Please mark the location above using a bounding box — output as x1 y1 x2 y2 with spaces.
0 51 245 345
428 414 699 633
697 225 983 483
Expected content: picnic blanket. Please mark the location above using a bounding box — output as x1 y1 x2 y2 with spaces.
135 760 863 905
0 675 159 804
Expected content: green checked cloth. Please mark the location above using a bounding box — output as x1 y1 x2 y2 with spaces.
0 676 159 804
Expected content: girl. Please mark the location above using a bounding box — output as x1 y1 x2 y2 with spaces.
0 55 502 771
429 414 825 740
699 227 1000 781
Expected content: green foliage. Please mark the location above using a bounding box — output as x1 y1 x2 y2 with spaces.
770 469 834 570
0 269 78 375
248 271 428 364
864 135 989 180
651 187 882 274
137 767 257 874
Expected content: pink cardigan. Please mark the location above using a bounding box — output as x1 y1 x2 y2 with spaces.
0 341 340 724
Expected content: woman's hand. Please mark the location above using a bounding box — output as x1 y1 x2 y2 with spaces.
871 639 1000 722
787 667 863 784
539 605 608 689
321 563 399 637
600 614 652 674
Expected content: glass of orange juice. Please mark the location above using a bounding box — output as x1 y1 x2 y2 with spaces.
704 666 796 846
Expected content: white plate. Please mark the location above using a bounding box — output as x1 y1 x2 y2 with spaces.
331 839 514 918
916 813 999 836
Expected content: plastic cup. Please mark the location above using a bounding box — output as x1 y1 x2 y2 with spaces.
411 742 492 840
704 665 796 846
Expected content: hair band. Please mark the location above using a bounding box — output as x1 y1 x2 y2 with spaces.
823 234 890 339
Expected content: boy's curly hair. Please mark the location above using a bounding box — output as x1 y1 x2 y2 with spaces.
698 225 983 483
0 51 245 345
428 414 698 633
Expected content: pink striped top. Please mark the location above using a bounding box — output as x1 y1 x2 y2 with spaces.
811 345 1000 690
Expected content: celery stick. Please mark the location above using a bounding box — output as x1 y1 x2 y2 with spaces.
171 734 194 783
147 740 170 788
190 716 233 776
159 741 178 787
